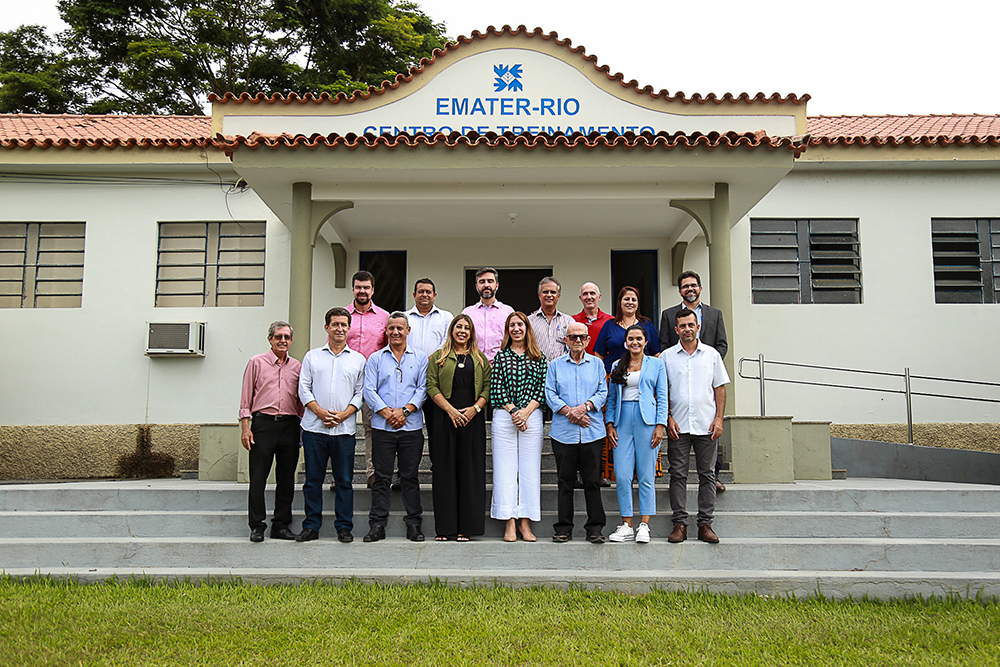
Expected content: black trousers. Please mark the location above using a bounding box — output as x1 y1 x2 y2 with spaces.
552 438 606 536
248 414 300 530
369 428 424 528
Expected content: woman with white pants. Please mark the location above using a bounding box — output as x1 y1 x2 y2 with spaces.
605 324 668 543
490 311 547 542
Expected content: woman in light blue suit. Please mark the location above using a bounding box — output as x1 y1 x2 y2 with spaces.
605 324 668 543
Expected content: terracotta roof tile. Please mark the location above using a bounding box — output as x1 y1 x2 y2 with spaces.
215 129 805 156
0 114 212 149
806 115 1000 147
210 26 809 108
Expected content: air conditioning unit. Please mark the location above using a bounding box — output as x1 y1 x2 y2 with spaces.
146 322 206 356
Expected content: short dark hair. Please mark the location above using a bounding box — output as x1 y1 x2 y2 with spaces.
475 267 498 281
387 311 409 327
352 270 375 287
413 278 436 292
677 271 701 289
537 276 561 294
325 307 352 327
675 307 697 326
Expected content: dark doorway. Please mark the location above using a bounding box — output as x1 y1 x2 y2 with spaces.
610 250 659 322
360 251 406 313
463 267 552 316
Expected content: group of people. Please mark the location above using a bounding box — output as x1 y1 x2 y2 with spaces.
239 267 730 545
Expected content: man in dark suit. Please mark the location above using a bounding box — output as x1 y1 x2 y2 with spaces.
658 271 728 492
659 271 728 359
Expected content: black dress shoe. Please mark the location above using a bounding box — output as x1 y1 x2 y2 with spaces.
406 525 425 542
586 532 606 544
295 528 319 542
337 528 354 543
270 526 298 540
363 525 385 542
250 527 265 543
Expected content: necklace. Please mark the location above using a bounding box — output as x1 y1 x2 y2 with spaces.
457 353 467 369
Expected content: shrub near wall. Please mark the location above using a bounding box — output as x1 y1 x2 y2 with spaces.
0 424 198 480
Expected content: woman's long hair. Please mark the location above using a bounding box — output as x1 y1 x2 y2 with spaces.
613 286 651 325
500 311 544 362
436 313 488 367
610 324 648 386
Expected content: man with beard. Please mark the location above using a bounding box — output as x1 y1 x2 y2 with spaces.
345 270 389 488
462 267 513 362
658 271 729 491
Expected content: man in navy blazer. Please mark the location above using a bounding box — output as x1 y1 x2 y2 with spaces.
658 271 728 360
658 271 729 492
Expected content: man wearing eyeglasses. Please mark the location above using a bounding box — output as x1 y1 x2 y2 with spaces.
544 321 609 544
239 321 304 543
296 308 366 543
362 312 429 543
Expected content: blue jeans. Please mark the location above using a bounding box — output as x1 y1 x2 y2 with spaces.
301 430 355 533
612 401 659 517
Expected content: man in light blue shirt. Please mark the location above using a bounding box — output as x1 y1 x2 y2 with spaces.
297 307 366 544
363 312 429 543
544 321 609 543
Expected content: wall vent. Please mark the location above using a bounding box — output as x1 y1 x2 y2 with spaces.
146 322 206 356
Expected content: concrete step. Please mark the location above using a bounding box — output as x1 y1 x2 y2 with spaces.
2 536 999 573
2 567 996 599
3 509 998 540
4 479 998 513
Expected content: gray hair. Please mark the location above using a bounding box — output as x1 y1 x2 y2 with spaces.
537 276 561 294
268 321 293 338
388 311 410 326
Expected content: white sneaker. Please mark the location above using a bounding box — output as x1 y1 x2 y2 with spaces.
635 522 651 543
608 523 635 542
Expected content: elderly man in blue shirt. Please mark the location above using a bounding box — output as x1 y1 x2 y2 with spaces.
363 311 429 543
544 321 609 543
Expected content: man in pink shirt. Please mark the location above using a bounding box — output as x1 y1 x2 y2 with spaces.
239 321 305 543
345 270 389 487
461 267 514 362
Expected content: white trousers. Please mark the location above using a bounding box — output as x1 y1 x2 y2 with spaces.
490 409 543 521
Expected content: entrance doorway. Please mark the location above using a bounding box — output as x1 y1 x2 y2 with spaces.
610 250 659 322
463 267 552 316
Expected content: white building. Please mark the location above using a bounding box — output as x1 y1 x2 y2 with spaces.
1 28 997 479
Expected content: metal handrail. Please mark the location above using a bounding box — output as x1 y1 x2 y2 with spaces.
738 355 1000 444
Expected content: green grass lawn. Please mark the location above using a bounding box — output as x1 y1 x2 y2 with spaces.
1 577 998 666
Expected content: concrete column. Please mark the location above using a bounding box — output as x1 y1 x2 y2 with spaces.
289 182 314 360
707 182 735 413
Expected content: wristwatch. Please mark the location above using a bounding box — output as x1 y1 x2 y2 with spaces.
402 407 411 418
473 404 482 413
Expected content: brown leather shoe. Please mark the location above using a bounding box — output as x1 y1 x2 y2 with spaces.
698 524 720 543
667 523 687 543
715 480 726 493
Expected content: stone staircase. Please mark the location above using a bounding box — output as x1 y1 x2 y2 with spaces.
2 477 999 599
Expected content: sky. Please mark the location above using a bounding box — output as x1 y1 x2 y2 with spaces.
3 0 997 117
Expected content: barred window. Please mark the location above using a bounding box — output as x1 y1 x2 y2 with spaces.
156 221 265 307
0 222 85 308
750 219 862 304
931 219 999 304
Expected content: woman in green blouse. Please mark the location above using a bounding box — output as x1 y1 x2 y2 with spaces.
490 311 547 542
427 314 491 541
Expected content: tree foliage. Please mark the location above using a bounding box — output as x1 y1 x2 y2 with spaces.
0 0 448 115
0 25 87 114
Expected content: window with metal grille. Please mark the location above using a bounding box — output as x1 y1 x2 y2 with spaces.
156 221 265 307
931 219 999 304
750 219 862 304
0 222 85 308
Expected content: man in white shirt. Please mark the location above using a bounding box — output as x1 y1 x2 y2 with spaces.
661 308 730 544
296 307 366 543
528 276 574 363
404 278 453 357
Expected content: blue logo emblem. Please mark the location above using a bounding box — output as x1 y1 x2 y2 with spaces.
494 64 523 92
